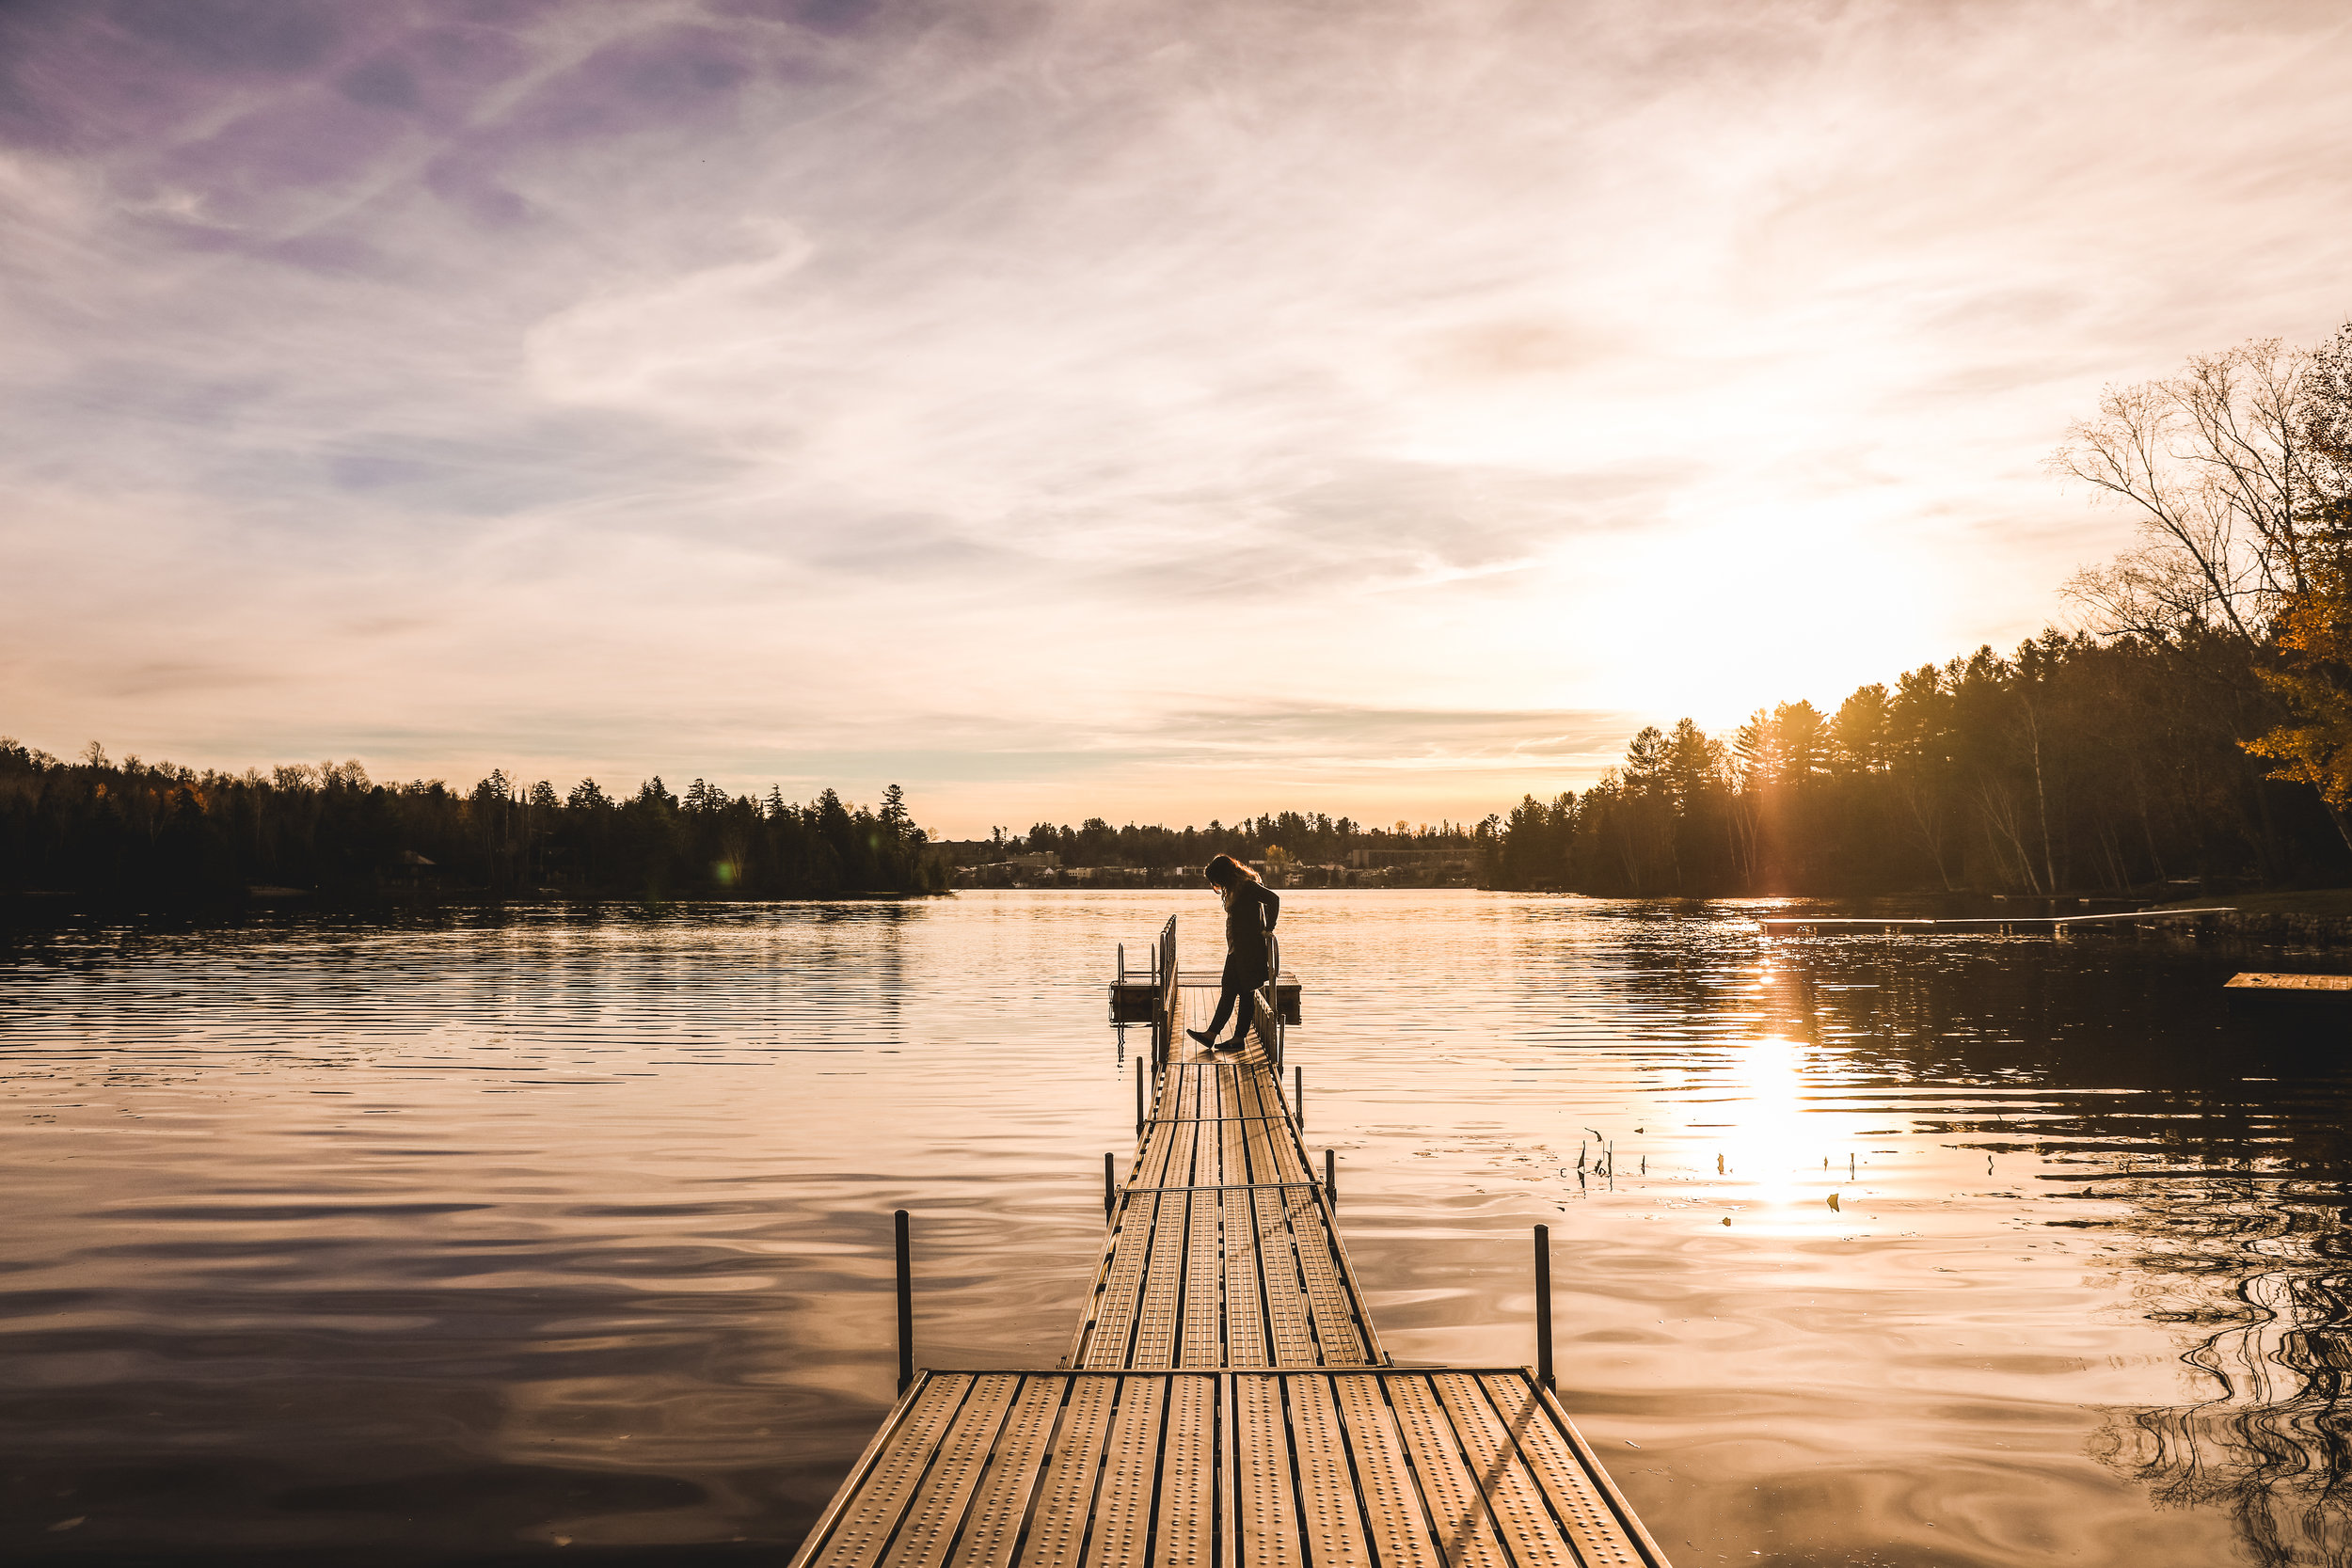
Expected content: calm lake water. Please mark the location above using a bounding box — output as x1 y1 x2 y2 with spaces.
3 890 2349 1566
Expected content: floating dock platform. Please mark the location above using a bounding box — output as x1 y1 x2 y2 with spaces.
790 916 1672 1568
1110 958 1300 1025
2225 973 2352 1012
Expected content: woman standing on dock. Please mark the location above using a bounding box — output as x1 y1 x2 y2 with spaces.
1189 854 1279 1051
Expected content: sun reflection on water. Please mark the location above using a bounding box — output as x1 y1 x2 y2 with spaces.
1716 1034 1822 1219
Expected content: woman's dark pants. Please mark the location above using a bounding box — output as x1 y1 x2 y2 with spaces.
1203 950 1270 1041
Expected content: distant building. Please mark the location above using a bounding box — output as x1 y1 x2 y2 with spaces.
1350 847 1443 868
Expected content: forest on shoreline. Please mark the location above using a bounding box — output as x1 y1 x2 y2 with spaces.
0 744 951 902
942 816 1483 886
0 738 1483 905
1488 325 2352 897
1486 627 2347 897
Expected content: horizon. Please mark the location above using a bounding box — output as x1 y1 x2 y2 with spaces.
7 1 2351 839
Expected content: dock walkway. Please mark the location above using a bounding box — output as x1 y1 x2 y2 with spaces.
790 923 1673 1568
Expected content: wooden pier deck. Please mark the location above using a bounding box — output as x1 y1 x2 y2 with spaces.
790 933 1674 1568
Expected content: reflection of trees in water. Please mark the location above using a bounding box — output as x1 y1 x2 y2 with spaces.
1590 914 2352 1565
2087 1176 2352 1568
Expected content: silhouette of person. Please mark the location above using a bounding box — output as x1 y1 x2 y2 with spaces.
1187 853 1279 1051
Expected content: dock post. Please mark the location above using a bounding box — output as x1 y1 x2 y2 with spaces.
1534 1224 1554 1391
1295 1065 1304 1127
1136 1059 1145 1134
1104 1152 1115 1221
1325 1148 1336 1204
894 1209 914 1396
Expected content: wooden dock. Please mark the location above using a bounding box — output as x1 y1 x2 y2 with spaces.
2225 972 2352 1011
790 920 1674 1568
1758 907 2233 935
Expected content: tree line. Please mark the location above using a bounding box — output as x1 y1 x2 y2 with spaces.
1487 324 2352 897
957 813 1482 878
0 743 950 902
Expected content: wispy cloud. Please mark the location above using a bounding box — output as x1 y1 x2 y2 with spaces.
3 0 2349 830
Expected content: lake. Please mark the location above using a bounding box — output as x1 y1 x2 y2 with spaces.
2 890 2346 1566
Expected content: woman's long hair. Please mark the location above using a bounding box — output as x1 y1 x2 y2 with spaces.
1203 853 1261 888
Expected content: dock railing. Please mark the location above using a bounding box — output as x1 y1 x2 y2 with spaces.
1157 915 1176 1022
1155 914 1177 1065
1257 927 1284 1070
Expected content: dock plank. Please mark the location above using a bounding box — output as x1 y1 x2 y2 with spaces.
1078 1195 1157 1368
881 1374 1021 1568
1385 1375 1514 1568
1136 1121 1172 1189
1478 1374 1655 1568
1154 1374 1218 1568
1222 1188 1268 1369
1184 1189 1224 1368
1288 1191 1368 1365
1082 1377 1167 1568
1017 1376 1119 1568
1328 1377 1441 1568
1131 1193 1188 1368
1433 1373 1581 1568
1252 1187 1321 1367
1246 1115 1308 1184
807 1374 975 1568
1286 1373 1375 1568
943 1377 1065 1568
1235 1374 1305 1568
1221 1115 1248 1188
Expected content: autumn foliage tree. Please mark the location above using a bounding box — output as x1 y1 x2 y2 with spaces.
2240 330 2352 844
2246 545 2352 834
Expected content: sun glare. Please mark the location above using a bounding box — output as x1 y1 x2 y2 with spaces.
1716 1034 1821 1214
1556 496 1947 727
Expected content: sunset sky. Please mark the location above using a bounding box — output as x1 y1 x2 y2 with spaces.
5 0 2348 834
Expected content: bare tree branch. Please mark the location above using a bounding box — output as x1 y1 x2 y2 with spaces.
2049 340 2326 646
